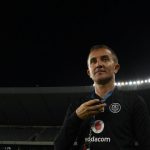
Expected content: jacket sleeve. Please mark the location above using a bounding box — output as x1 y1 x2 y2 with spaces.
54 102 83 150
132 95 150 150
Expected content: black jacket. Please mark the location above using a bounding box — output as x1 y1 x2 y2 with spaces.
54 87 150 150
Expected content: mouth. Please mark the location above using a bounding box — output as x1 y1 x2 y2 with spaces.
94 69 106 75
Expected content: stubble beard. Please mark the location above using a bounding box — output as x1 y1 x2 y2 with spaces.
95 76 113 85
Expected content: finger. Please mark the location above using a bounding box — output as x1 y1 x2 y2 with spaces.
88 110 101 116
88 103 106 111
98 103 107 109
88 105 106 116
84 99 100 106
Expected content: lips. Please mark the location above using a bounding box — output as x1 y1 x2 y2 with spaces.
94 68 106 75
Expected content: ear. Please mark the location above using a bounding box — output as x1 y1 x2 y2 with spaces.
87 69 90 77
114 64 120 74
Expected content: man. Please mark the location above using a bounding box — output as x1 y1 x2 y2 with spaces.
54 44 150 150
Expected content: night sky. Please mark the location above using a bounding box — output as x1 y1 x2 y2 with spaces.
1 0 150 87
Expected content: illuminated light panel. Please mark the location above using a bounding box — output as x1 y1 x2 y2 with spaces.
115 78 150 86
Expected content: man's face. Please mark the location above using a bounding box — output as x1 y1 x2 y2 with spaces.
87 48 120 84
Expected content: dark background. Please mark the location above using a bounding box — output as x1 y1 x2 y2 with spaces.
1 0 150 87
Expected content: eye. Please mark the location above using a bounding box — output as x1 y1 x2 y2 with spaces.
103 58 108 61
90 58 97 64
102 56 109 62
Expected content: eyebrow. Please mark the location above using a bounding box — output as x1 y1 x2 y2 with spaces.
101 55 110 59
90 55 110 60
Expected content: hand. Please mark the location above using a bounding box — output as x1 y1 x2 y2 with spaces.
76 99 106 120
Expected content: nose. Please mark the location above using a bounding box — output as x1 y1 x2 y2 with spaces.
96 59 103 67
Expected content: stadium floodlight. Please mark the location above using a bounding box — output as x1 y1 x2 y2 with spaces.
136 80 140 85
129 81 133 86
92 78 150 87
115 78 150 87
133 81 136 85
145 80 148 83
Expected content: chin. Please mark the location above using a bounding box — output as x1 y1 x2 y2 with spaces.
96 76 113 85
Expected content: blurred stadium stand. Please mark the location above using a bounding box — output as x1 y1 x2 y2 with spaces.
0 85 149 150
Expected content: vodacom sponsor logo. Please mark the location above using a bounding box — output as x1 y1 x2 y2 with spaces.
91 120 104 134
85 136 111 143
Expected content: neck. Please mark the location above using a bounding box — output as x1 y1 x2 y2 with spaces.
94 79 115 98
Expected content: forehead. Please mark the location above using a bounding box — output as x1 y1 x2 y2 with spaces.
88 48 113 59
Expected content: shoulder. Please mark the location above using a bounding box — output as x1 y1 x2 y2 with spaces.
114 87 143 102
114 88 147 111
